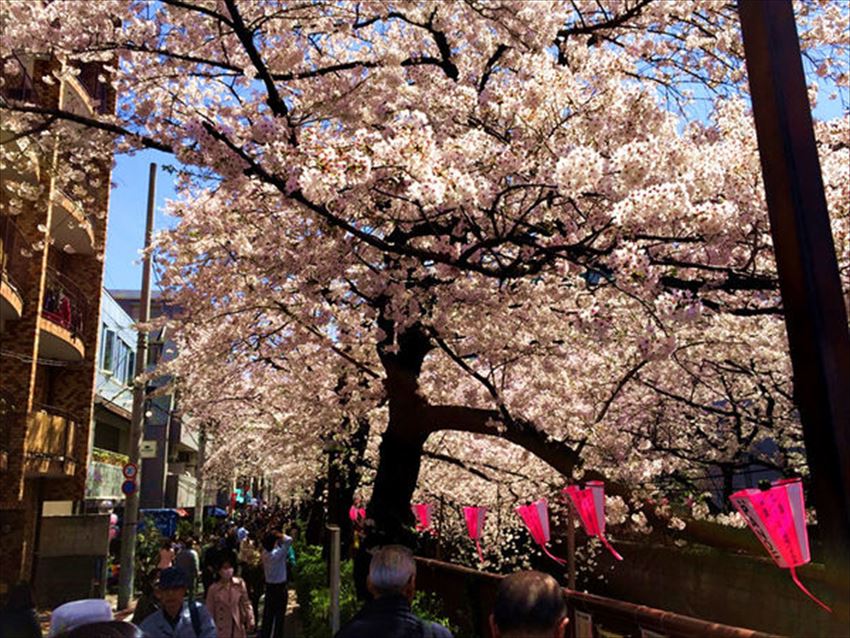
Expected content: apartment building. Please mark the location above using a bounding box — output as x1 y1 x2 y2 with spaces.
110 289 200 510
85 290 137 504
0 56 115 596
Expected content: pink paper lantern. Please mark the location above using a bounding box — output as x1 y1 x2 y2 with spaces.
563 481 623 561
348 505 366 523
463 506 487 563
730 478 831 612
516 499 566 565
412 503 434 534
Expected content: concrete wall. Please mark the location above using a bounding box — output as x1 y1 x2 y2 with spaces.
34 514 109 608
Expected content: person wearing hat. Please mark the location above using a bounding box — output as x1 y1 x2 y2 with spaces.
48 599 112 637
139 567 217 638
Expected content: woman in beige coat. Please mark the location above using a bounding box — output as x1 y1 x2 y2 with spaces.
206 556 255 638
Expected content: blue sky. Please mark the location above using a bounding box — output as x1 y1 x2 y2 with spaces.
104 149 178 291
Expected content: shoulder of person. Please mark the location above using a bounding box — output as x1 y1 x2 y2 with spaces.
427 621 454 638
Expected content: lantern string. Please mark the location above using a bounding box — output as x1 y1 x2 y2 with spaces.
599 535 624 561
789 567 832 613
475 538 485 564
541 544 568 565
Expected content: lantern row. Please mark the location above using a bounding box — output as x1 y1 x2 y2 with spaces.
350 478 830 612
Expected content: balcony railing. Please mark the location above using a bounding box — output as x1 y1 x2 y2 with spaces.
86 460 125 499
25 405 78 471
42 265 86 337
0 389 22 473
1 55 35 103
74 61 111 115
1 215 30 295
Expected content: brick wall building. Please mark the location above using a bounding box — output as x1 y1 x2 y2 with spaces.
0 55 114 599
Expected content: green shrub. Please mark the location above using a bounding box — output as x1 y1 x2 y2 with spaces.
293 543 459 637
293 543 359 638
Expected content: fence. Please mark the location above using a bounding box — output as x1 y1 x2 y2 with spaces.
413 557 785 638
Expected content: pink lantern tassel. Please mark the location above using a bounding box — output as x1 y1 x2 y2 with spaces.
541 545 567 565
790 567 832 613
600 535 623 561
474 538 485 564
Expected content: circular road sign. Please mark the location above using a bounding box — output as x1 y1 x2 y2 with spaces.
121 480 137 496
122 463 138 480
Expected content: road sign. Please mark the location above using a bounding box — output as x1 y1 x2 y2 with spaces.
140 441 157 459
122 463 138 480
121 480 137 496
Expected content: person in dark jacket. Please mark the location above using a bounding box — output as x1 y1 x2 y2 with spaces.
0 582 41 638
334 545 452 638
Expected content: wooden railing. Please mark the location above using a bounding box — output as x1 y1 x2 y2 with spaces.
413 557 784 638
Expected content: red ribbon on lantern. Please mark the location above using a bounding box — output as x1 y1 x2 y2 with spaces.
516 499 566 565
563 481 623 561
730 478 831 612
463 506 487 563
412 503 434 534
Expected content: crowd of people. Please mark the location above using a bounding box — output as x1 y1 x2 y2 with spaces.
0 505 572 638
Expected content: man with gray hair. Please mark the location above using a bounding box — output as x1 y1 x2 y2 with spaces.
335 545 453 638
490 570 569 638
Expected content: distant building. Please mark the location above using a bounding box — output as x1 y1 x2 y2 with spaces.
108 289 199 509
84 290 137 504
0 54 115 595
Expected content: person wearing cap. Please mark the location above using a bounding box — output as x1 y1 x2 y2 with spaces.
139 567 217 638
48 599 112 637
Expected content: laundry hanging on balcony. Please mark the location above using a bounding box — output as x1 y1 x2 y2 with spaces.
516 499 566 565
730 478 831 612
563 481 623 561
412 502 434 534
463 506 487 564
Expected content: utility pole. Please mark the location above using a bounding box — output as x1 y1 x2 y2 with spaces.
118 162 157 610
738 0 850 592
194 421 207 535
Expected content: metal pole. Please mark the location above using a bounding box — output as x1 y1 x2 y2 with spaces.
328 524 341 634
566 504 576 590
194 421 207 535
117 162 156 610
738 0 850 582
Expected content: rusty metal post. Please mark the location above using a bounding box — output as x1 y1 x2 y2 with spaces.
738 0 850 585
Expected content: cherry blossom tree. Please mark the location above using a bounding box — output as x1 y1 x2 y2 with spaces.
2 0 848 569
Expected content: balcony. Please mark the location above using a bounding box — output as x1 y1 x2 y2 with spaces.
0 390 22 473
24 405 78 477
38 266 86 361
50 189 95 256
1 216 28 323
86 447 130 500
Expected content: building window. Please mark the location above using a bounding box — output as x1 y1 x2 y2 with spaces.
102 327 115 372
126 351 136 386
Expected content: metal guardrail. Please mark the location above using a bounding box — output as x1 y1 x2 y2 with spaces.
43 265 87 337
0 215 30 296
